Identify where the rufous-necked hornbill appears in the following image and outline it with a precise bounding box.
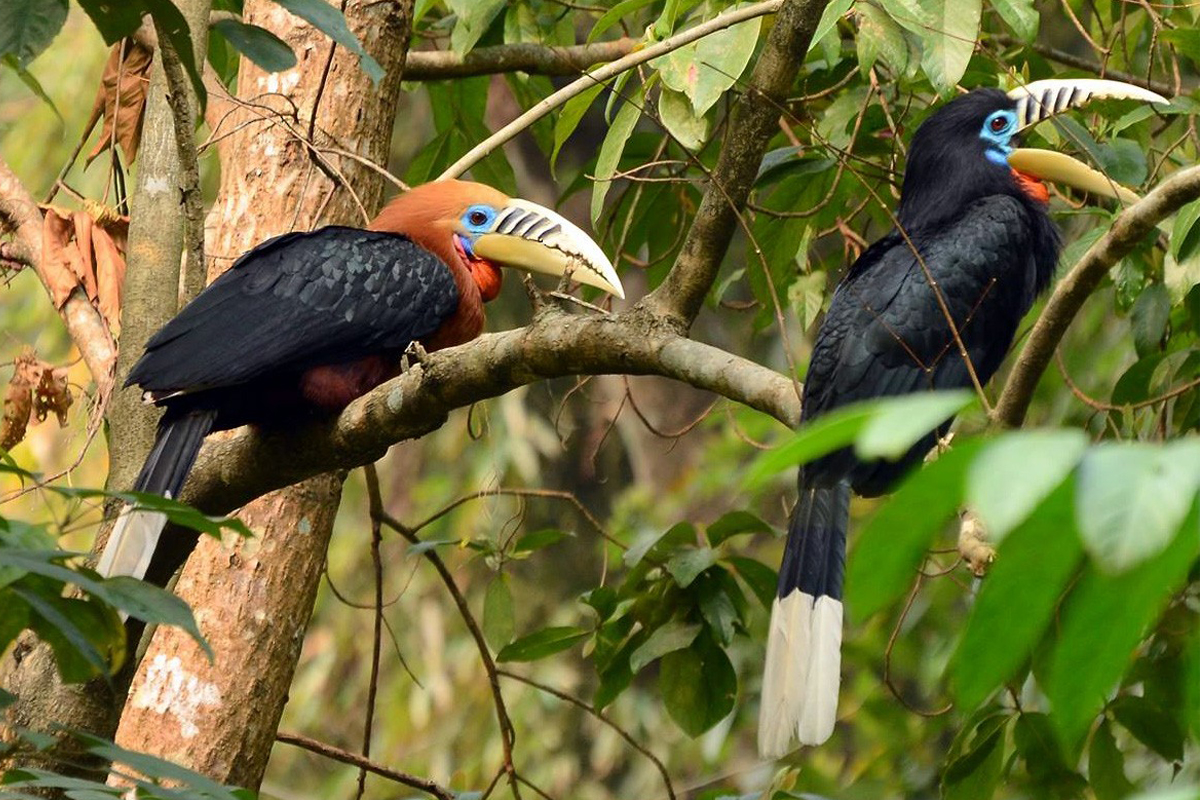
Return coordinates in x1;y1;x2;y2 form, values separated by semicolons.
97;180;623;583
758;79;1168;756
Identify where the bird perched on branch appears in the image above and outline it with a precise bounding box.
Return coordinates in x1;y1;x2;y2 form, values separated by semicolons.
758;79;1168;757
97;180;623;584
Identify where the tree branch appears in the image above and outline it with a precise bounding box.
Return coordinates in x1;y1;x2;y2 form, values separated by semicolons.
403;38;637;80
180;306;799;516
994;165;1200;426
0;158;116;383
991;34;1182;97
276;731;455;800
438;0;785;182
647;0;830;326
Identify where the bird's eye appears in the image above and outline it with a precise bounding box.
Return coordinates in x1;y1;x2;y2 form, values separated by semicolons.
990;115;1008;133
468;209;489;226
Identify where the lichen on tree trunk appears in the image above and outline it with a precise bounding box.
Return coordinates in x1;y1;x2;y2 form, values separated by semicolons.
109;0;412;789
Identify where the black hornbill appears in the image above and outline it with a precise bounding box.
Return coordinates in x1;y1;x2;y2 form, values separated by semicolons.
97;180;623;582
758;79;1168;756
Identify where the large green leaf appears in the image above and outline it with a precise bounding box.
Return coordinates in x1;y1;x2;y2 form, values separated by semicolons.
989;0;1038;42
1047;520;1200;748
658;630;736;736
629;620;700;672
0;0;66;67
591;81;646;225
854;390;975;460
658;86;707;151
496;626;589;662
482;575;515;651
966;429;1088;544
952;480;1082;709
551;81;606;175
212;19;297;73
447;0;505;55
846;439;983;620
653;12;761;116
1075;441;1200;572
272;0;384;82
916;0;981;93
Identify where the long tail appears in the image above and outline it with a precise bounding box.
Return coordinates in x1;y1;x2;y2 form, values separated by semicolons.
757;474;850;757
95;409;216;580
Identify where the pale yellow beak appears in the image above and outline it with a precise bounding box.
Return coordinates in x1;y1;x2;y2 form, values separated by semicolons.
471;200;624;299
1008;148;1141;204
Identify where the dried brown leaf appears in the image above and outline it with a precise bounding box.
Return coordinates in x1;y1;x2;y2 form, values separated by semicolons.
40;207;81;307
1;351;39;451
34;366;72;427
87;38;153;165
92;225;125;335
72;211;98;302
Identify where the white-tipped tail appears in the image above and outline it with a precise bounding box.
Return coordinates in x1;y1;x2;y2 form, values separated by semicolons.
95;504;168;580
757;589;843;757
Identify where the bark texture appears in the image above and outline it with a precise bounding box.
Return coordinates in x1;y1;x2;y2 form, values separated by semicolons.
110;0;412;789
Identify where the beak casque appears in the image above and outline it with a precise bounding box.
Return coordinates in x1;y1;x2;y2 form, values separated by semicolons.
1008;78;1169;131
471;200;625;300
1005;79;1170;204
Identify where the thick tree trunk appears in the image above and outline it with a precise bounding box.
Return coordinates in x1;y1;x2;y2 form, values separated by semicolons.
109;0;411;789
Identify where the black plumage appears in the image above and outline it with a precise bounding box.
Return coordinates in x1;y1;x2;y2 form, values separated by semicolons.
760;89;1063;754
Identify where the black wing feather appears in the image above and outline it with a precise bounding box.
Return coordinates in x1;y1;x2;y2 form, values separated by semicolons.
803;196;1043;492
129;227;458;393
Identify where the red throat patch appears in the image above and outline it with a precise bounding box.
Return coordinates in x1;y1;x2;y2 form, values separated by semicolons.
1011;168;1050;204
470;258;503;302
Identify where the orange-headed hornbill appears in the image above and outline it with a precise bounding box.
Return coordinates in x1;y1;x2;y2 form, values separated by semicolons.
97;180;623;582
758;79;1168;756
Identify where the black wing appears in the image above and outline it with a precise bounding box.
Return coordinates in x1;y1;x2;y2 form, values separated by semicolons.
129;227;459;393
802;196;1043;490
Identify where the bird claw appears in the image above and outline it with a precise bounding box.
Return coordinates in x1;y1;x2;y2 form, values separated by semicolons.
958;510;995;577
400;341;429;374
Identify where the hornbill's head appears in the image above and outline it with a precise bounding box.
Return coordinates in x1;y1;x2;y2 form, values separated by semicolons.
372;180;624;301
898;79;1168;232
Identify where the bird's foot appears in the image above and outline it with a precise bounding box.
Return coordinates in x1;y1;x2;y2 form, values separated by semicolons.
958;510;995;577
522;273;548;313
400;341;429;374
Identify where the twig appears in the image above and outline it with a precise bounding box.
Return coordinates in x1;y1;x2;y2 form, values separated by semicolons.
438;1;785;181
404;38;637;80
356;464;387;800
991;33;1179;96
275;731;456;800
994;164;1200;426
498;668;677;800
883;571;953;717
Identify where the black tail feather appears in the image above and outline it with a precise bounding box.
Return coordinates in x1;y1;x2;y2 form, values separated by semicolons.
777;475;850;602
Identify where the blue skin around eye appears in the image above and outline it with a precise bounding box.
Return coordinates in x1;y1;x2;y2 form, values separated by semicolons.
459;204;498;256
980;110;1018;166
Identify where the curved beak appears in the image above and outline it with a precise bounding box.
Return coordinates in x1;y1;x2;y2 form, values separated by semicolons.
1008;78;1169;131
1008;148;1141;204
471;200;624;300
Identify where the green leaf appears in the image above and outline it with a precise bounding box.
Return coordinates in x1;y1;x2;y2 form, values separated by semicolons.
1110;695;1184;762
658;630;736;736
1097;138;1149;186
952;480;1082;708
1076;441;1200;572
447;0;505;55
989;0;1038;42
0;590;29;654
726;555;777;609
665;547;716;588
629;620;701;672
1171;199;1200;265
482;575;515;651
653;13;760;116
942;715;1007;800
591;81;645;225
144;0;207;109
17;589;118;682
513;528;572;554
706;510;773;546
1047;519;1200;748
917;0;981;93
1014;712;1086;791
1131;283;1171;356
1090;719;1135;800
80;733;250;800
624;521;694;568
657;86;707;151
856;2;909;76
0;0;66;67
696;569;743;646
809;0;854;54
212;19;297;73
1;55;62;120
272;0;384;82
847;439;983;620
551;81;606;175
853;390;975;460
75;0;145;44
743;404;875;489
1161;28;1200;70
966;429;1088;544
587;0;657;42
496;626;589;662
